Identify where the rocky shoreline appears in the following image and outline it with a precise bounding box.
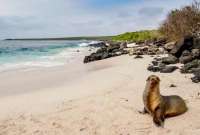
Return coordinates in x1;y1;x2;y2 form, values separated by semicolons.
147;36;200;83
83;36;200;83
83;38;166;63
83;41;128;63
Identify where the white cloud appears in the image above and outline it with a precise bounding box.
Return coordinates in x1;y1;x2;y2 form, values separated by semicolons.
0;0;194;39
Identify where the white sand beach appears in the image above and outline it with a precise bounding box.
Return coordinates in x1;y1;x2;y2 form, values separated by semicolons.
0;55;199;135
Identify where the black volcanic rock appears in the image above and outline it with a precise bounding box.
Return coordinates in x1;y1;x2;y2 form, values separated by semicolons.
180;59;200;73
96;47;107;53
84;42;127;63
179;50;193;64
179;55;193;64
170;36;193;58
134;55;143;59
193;38;200;49
153;38;167;46
191;72;200;83
120;42;127;49
164;42;176;51
147;65;160;72
170;84;177;87
152;61;158;66
160;66;178;73
88;42;106;47
192;49;200;59
161;55;178;64
107;43;120;53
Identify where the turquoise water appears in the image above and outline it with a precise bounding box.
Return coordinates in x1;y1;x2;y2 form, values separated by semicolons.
0;40;94;71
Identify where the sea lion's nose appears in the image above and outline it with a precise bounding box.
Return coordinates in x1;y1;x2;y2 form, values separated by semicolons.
150;78;157;83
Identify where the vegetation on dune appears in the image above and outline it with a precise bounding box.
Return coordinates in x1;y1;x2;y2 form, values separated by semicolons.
159;0;200;41
112;30;162;42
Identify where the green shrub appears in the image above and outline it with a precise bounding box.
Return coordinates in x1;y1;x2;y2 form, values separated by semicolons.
112;30;161;42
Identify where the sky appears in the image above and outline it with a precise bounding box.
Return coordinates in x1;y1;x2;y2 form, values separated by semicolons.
0;0;194;39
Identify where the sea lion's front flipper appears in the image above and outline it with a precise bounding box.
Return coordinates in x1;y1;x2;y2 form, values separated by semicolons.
153;107;165;127
138;107;148;114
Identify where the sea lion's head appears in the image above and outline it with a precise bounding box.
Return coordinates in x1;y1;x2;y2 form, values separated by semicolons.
146;75;160;89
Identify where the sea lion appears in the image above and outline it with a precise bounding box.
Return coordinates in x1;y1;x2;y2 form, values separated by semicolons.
140;75;187;127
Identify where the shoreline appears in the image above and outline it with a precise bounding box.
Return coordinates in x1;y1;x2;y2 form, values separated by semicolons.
0;55;199;134
0;55;132;115
0;46;93;73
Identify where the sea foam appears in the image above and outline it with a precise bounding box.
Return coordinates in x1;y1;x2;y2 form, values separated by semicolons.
0;40;92;72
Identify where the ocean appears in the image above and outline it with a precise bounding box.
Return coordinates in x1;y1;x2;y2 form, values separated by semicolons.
0;40;96;72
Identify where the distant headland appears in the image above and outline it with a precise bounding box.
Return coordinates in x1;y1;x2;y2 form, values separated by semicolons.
4;36;113;41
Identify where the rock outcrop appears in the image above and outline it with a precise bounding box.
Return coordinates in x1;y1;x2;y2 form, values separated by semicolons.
128;45;166;56
147;59;178;73
191;72;200;83
160;66;178;73
88;42;106;48
84;36;200;83
162;36;200;83
84;42;128;63
170;36;193;58
161;55;178;64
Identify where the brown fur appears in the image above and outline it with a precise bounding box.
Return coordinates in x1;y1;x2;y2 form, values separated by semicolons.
141;75;187;127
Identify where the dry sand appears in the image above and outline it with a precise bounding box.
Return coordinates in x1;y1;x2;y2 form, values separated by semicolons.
0;55;199;135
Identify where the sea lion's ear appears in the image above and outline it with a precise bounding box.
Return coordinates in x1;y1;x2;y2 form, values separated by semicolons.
157;77;160;82
146;77;150;81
